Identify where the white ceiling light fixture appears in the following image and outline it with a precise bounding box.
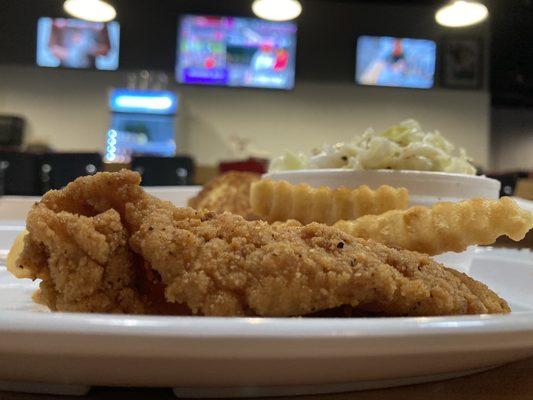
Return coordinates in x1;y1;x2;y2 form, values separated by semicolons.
63;0;117;22
435;0;488;28
252;0;302;21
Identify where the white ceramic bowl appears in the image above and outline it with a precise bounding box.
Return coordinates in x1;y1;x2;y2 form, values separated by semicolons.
263;169;501;272
263;169;500;207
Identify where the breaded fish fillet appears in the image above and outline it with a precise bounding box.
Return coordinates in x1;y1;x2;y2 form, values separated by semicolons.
12;170;509;316
188;171;260;218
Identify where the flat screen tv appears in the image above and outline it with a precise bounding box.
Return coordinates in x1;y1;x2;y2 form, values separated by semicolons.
36;17;120;70
176;15;297;90
356;35;436;89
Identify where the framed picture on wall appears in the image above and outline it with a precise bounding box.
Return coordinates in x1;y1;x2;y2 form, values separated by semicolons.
441;37;484;89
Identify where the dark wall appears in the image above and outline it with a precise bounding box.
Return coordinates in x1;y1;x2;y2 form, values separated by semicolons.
0;0;487;84
490;0;533;106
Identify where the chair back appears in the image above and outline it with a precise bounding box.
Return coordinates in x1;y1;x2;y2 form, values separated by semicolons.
0;151;41;195
131;156;194;186
39;153;102;192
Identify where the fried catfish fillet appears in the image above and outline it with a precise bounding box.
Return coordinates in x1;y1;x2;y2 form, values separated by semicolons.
188;171;260;218
12;170;509;316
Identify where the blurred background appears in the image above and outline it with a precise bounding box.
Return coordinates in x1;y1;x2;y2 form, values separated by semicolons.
0;0;531;198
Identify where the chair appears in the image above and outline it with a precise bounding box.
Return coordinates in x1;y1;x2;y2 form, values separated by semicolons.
39;153;102;192
0;151;41;196
487;171;528;197
131;156;194;186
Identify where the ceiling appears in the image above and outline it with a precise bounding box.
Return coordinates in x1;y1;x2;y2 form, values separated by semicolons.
0;0;532;106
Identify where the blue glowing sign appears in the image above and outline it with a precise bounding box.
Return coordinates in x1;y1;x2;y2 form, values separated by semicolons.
109;89;178;115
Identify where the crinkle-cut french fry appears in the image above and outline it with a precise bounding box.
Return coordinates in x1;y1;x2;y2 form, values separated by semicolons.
334;197;533;255
251;179;408;225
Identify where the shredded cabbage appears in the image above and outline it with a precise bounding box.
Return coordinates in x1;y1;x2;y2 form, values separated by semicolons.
269;119;476;175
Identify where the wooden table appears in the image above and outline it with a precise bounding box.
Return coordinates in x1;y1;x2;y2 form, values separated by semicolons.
1;356;532;399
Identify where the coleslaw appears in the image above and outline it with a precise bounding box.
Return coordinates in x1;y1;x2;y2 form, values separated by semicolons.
269;119;476;175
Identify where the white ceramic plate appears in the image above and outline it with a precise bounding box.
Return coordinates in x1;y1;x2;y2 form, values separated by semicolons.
0;241;532;398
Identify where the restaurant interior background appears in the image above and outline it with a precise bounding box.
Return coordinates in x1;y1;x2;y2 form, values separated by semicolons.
2;3;533;398
0;0;531;189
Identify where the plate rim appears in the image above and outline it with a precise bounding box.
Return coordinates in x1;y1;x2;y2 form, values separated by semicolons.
1;310;532;339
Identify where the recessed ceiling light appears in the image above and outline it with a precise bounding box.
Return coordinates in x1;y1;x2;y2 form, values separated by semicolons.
435;1;488;28
63;0;116;23
252;0;302;21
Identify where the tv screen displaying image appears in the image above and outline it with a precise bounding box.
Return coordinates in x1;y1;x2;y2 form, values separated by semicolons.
36;17;120;70
176;15;297;90
356;36;436;89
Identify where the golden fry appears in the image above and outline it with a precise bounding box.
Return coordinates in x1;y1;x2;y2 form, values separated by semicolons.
334;197;533;255
251;179;408;225
6;231;31;279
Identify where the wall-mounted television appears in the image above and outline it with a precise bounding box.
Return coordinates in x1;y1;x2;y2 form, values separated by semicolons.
36;17;120;70
356;36;436;89
176;15;297;90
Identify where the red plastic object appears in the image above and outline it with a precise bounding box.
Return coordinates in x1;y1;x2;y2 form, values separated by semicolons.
218;158;268;174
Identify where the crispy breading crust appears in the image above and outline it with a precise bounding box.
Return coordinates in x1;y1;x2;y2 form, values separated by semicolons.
334;197;533;255
188;172;260;218
15;171;148;313
21;206;146;313
13;170;509;316
251;179;409;225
